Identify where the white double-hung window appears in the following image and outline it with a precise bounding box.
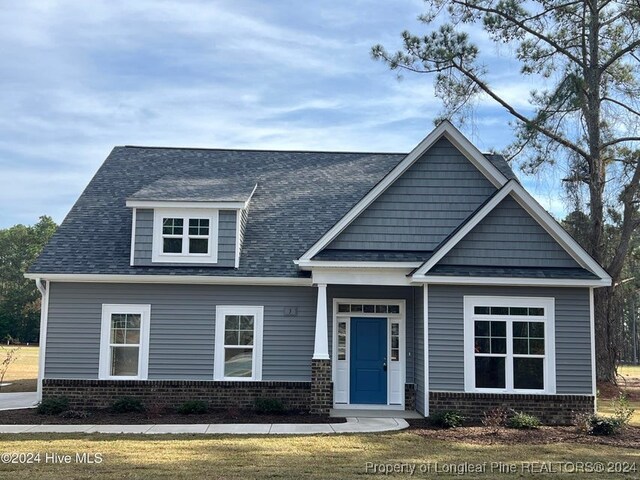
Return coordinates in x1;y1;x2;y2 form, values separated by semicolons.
152;208;219;263
214;306;263;381
463;296;556;394
99;304;151;380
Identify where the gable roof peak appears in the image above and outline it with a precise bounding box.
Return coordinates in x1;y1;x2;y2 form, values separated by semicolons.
297;122;511;262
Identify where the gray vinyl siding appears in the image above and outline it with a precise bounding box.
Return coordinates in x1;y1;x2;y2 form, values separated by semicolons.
133;209;237;267
327;138;496;251
45;283;317;381
217;210;237;267
439;196;581;268
326;285;417;384
133;209;153;264
237;207;249;265
428;285;593;395
414;285;425;415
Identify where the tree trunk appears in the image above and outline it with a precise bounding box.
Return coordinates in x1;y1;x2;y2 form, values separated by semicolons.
595;287;618;383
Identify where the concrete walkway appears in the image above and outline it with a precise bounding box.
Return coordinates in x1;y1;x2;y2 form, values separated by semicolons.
0;392;38;411
0;417;408;435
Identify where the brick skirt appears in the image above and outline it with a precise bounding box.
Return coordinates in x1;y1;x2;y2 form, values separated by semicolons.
43;379;311;411
429;391;595;424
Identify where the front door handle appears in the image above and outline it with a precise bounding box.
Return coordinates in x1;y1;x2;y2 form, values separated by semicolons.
383;362;387;372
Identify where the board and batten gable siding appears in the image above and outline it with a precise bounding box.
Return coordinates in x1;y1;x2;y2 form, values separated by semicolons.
438;196;581;268
326;285;417;384
326;138;497;252
44;283;316;381
133;209;237;267
428;285;592;395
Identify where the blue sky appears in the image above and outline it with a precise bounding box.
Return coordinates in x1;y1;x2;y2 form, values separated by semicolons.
0;0;567;228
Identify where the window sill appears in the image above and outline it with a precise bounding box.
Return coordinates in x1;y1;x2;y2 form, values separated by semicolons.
214;376;261;382
99;376;146;381
466;388;553;395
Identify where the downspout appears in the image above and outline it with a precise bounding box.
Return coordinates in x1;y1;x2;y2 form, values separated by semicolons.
35;278;49;403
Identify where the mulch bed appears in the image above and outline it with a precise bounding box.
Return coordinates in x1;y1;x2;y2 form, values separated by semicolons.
0;408;345;425
407;420;640;449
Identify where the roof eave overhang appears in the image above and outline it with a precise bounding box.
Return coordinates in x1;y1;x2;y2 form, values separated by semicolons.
294;260;423;271
411;274;612;288
125;200;249;209
24;273;312;287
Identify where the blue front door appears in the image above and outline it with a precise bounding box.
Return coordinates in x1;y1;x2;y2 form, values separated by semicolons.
350;317;387;404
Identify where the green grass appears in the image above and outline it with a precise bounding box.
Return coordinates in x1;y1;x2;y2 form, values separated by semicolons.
597;364;640;426
0;345;38;393
619;365;640;378
0;432;637;479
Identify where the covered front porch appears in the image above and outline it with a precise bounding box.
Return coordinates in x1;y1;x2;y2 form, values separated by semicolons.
310;282;426;415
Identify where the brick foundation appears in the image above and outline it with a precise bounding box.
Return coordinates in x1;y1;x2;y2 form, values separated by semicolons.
405;384;416;410
429;391;595;425
43;379;311;411
310;359;333;415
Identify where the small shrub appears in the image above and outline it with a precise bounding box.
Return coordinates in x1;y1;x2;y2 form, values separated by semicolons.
37;396;69;415
111;397;145;413
482;407;509;430
585;394;636;436
59;409;90;419
612;393;635;427
508;412;541;429
177;400;208;415
429;410;465;429
254;398;285;414
573;412;592;434
588;415;621;436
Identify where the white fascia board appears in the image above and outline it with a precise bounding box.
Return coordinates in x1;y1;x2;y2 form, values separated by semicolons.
311;268;415;286
125;200;247;209
411;275;611;287
129;207;137;267
24;273;313;287
295;260;423;270
413;182;516;276
297;121;509;262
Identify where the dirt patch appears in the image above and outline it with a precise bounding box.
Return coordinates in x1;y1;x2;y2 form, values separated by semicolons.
0;408;345;425
407;420;640;449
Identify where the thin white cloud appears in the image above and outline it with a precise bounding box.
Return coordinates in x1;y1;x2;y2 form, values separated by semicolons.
0;0;567;227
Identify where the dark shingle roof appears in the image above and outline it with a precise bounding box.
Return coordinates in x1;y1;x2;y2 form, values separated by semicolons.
30;146;517;278
129;177;257;203
485;153;517;180
427;265;599;279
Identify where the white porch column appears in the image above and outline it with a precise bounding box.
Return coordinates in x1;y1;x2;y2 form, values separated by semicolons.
313;283;330;360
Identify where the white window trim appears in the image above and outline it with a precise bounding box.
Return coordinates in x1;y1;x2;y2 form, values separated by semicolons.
214;305;264;381
152;208;219;263
99;304;151;380
463;296;556;395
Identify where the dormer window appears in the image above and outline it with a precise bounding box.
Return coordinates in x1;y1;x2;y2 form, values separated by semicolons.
161;217;211;255
126;177;257;267
152;208;219;263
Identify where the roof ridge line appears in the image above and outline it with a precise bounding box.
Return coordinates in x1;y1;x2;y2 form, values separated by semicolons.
120;145;409;155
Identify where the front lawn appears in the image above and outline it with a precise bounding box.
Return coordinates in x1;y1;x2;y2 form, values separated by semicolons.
598;365;640;427
0;432;637;479
0;345;38;393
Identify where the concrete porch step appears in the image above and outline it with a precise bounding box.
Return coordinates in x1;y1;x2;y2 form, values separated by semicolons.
330;409;423;419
